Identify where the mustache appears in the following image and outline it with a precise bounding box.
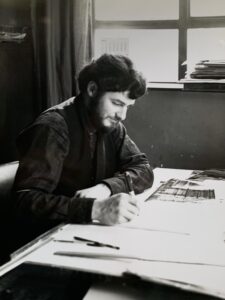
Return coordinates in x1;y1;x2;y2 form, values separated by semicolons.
111;116;122;122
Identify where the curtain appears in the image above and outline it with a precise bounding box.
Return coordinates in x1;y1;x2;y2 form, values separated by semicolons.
31;0;93;110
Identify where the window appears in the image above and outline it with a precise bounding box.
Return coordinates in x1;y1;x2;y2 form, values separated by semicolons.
190;0;225;17
95;0;179;20
94;0;225;83
95;29;178;82
187;28;225;74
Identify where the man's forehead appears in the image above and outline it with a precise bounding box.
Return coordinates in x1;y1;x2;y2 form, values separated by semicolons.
108;91;135;105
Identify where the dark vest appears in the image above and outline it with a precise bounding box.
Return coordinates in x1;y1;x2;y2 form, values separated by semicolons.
50;96;117;197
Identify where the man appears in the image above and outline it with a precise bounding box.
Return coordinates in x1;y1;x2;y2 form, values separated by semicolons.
13;54;153;240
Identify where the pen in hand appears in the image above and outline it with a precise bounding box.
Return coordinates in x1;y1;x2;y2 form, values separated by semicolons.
125;171;135;196
125;171;142;217
74;236;120;250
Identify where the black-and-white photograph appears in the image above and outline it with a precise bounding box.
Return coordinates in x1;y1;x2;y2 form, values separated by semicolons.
0;1;225;299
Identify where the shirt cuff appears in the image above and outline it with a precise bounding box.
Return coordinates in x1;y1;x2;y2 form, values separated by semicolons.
68;197;95;223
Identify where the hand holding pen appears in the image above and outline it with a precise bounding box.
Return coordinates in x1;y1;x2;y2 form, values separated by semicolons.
92;192;139;225
125;171;135;196
125;171;141;215
90;171;139;225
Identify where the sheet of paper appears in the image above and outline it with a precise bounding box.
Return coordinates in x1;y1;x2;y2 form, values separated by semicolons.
125;168;225;238
26;238;130;277
33;224;225;267
123;196;225;240
25;223;225;299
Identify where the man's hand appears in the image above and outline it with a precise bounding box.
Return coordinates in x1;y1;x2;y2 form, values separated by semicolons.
91;193;140;225
75;183;111;200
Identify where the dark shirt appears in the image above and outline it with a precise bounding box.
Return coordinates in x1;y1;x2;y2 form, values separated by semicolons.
14;95;153;230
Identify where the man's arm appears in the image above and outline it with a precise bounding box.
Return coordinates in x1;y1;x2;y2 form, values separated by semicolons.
14;189;95;224
13;113;95;224
102;123;154;195
14;116;139;226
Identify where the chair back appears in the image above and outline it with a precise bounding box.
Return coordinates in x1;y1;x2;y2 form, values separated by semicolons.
0;161;18;216
0;161;18;264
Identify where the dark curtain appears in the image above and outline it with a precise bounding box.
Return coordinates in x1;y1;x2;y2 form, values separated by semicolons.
31;0;93;111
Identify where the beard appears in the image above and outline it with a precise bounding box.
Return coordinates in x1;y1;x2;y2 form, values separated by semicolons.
87;95;119;133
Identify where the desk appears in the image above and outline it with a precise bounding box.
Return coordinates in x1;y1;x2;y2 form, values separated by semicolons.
0;168;225;299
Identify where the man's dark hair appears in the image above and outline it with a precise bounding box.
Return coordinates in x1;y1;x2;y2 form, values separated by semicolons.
78;54;147;99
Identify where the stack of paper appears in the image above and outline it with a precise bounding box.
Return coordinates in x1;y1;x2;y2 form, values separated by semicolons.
190;60;225;79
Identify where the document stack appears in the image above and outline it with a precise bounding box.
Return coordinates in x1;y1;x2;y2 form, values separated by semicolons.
180;59;225;91
190;59;225;79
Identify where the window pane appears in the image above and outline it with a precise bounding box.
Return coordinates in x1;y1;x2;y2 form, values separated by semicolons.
187;28;225;74
190;0;225;17
95;0;179;20
95;29;179;82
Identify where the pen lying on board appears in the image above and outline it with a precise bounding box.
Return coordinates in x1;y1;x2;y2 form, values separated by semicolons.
74;236;120;250
53;237;120;250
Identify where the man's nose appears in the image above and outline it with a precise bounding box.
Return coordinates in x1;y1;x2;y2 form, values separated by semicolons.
116;106;127;121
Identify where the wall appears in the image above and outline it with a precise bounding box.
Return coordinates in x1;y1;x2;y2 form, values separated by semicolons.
125;89;225;170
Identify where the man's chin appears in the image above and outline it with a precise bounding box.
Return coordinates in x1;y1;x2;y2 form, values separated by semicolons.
99;125;115;133
99;122;118;133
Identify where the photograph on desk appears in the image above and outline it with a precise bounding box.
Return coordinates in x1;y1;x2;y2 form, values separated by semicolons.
147;179;215;203
0;0;225;300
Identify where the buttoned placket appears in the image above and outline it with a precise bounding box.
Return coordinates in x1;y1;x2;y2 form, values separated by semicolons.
88;131;97;183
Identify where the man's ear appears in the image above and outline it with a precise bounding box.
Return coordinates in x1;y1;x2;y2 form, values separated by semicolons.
87;81;98;98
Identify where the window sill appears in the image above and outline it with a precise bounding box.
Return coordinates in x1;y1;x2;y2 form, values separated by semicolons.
147;80;225;92
147;82;184;90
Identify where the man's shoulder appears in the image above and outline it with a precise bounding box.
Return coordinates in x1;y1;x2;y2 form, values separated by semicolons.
36;96;77;126
47;97;76;112
43;97;76;116
36;110;66;128
17;112;67;143
24;106;70;139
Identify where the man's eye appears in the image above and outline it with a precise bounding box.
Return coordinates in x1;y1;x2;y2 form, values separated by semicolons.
112;101;123;107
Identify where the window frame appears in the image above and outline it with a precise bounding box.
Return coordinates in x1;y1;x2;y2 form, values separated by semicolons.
93;0;225;80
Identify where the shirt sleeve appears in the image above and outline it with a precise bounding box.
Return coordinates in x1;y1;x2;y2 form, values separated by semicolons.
102;123;154;195
14;112;94;224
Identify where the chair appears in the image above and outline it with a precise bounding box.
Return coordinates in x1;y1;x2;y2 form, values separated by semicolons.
0;161;18;264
